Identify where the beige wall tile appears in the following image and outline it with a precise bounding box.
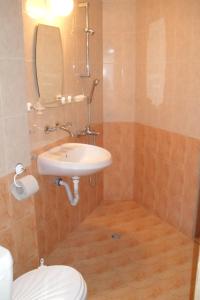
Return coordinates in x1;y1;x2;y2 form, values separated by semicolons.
12;213;38;265
0;177;11;231
0;0;30;177
103;0;135;123
4;115;30;172
0;0;24;59
133;123;200;238
0;227;16;263
0;179;39;277
134;0;200;139
0;118;6;176
103;122;134;201
0;60;27;117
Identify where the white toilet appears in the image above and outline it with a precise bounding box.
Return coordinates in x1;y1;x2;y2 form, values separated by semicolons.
0;246;87;300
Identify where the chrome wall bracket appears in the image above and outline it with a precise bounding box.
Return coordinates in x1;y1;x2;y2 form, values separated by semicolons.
78;2;94;77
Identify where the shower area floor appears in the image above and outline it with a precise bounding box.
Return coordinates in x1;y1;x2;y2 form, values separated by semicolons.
46;200;196;299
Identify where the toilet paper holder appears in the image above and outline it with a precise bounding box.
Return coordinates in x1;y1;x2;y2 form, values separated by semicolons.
14;163;26;188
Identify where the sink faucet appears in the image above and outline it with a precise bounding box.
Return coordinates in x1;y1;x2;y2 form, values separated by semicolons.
44;122;74;137
58;122;74;137
77;125;100;137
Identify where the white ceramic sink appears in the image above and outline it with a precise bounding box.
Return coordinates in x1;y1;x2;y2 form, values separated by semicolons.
37;143;112;177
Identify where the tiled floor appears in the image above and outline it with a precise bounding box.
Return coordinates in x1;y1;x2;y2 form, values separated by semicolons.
46;201;197;299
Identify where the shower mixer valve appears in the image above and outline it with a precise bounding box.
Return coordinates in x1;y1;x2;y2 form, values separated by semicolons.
77;126;100;137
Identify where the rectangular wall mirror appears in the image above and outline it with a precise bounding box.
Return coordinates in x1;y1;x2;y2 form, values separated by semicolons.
36;24;64;107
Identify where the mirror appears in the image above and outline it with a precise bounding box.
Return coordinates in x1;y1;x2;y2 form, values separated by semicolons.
36;24;63;106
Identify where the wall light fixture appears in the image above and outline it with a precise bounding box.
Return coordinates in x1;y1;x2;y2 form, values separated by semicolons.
26;0;74;19
48;0;74;17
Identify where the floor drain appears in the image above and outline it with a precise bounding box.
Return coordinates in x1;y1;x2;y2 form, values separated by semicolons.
111;233;121;240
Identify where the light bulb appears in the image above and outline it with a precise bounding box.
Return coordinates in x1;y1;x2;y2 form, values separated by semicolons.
26;0;47;19
48;0;74;17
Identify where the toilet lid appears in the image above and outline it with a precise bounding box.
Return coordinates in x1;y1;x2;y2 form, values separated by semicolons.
12;265;86;300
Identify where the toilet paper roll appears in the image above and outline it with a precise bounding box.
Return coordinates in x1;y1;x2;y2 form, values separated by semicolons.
11;175;39;201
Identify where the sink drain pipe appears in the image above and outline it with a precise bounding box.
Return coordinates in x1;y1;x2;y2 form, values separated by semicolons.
55;177;80;206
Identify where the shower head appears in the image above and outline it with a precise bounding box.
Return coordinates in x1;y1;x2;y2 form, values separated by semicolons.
88;79;100;104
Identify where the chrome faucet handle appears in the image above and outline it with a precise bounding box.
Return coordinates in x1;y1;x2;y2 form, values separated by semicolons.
44;125;57;134
59;123;74;137
76;126;100;137
85;125;100;136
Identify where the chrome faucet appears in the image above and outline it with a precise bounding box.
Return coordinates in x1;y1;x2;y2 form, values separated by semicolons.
77;126;99;137
44;122;74;137
58;122;74;137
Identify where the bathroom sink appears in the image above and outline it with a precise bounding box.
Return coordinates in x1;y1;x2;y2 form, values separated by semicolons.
37;143;112;177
